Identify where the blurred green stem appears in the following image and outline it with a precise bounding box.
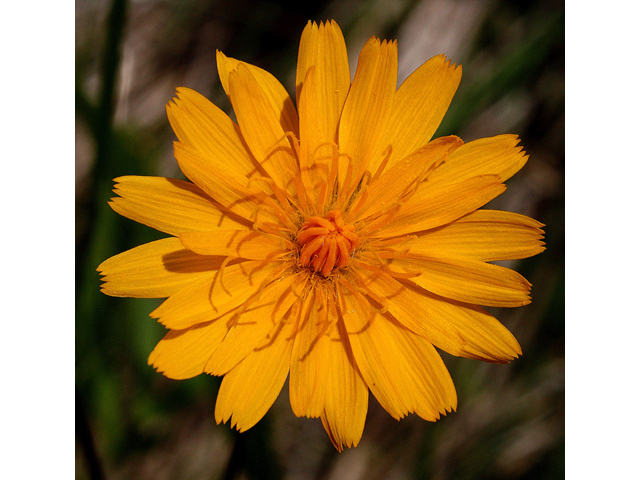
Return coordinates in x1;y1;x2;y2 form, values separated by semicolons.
76;0;128;477
76;390;106;480
75;0;128;283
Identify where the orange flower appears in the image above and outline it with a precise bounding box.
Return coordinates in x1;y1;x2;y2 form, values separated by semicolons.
98;20;544;451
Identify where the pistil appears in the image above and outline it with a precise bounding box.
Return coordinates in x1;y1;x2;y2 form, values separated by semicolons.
297;210;359;276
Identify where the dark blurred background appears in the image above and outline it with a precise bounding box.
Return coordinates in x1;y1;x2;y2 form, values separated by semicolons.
75;0;564;478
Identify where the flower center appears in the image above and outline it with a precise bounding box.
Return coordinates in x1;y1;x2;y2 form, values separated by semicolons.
296;210;359;277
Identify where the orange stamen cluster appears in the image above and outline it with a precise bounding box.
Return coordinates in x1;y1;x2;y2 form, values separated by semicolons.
297;210;359;276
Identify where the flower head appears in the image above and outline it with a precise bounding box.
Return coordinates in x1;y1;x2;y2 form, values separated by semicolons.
98;20;545;451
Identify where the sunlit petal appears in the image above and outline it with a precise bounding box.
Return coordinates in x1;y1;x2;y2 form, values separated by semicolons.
354;268;522;362
369;54;462;174
338;36;397;188
341;287;457;421
297;21;350;199
289;287;368;450
150;261;276;329
97;237;224;298
403;209;546;262
384;255;532;307
109;176;251;235
428;134;529;187
226;63;300;192
214;316;297;432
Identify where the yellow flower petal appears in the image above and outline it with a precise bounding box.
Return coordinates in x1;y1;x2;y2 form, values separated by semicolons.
341;288;457;421
355;268;521;362
214;318;297;432
97;237;223;298
319;340;369;451
150;261;275;329
371;175;506;237
428;134;528;187
404;209;546;262
369;54;462;175
148;319;229;380
179;230;288;260
288;290;327;418
387;255;532;307
296;66;326;206
167;87;260;183
296;20;350;108
296;21;350;201
172;140;274;223
205;273;303;376
226;63;299;191
109;176;250;236
356;136;462;220
338;36;397;187
216;50;299;138
289;287;368;451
